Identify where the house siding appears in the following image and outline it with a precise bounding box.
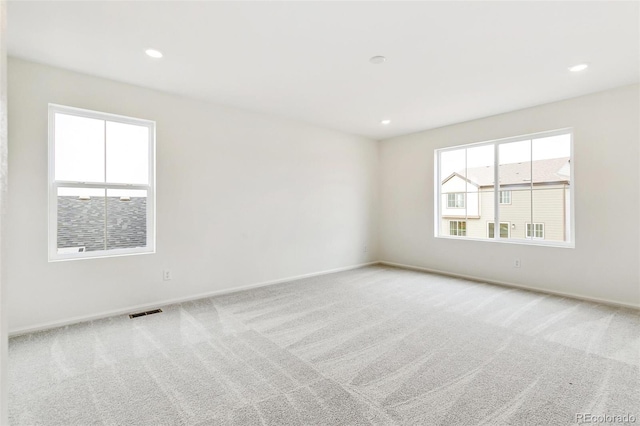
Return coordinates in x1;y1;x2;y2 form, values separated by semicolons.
441;184;568;241
441;175;480;218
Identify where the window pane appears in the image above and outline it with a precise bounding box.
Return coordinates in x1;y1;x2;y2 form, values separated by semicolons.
463;144;493;239
440;149;466;181
106;189;148;250
57;187;106;253
54;113;105;182
532;134;571;183
440;149;467;213
440;148;467;236
106;121;149;185
532;134;570;242
499;139;531;240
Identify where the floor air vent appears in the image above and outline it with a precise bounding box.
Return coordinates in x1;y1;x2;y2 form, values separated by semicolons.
129;309;163;319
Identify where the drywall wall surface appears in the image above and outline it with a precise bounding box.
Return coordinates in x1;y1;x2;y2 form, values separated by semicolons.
7;58;379;331
379;84;640;306
0;3;8;422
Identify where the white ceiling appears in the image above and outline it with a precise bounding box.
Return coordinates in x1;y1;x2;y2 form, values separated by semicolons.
8;1;640;139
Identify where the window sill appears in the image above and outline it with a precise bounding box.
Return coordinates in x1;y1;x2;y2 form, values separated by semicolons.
435;235;574;249
49;248;155;262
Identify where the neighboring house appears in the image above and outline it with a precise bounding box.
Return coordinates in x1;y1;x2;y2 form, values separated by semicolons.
57;196;147;252
441;157;570;242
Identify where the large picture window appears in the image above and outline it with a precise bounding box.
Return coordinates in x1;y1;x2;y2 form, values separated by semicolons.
48;104;155;260
436;129;573;247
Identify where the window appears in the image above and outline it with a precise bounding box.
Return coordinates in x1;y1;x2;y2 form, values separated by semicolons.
48;104;155;260
447;192;465;208
436;129;572;246
449;221;466;236
488;222;510;239
499;190;511;204
526;223;545;239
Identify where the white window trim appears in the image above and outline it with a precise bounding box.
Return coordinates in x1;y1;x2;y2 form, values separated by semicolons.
434;128;574;248
526;222;545;239
48;104;156;261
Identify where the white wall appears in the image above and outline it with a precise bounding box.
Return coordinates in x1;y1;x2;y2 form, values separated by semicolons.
379;84;640;307
0;2;8;423
7;58;639;335
7;58;379;332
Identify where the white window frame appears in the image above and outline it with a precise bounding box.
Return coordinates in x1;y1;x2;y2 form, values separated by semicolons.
526;223;545;239
434;128;574;248
499;190;511;205
48;104;156;261
449;220;466;236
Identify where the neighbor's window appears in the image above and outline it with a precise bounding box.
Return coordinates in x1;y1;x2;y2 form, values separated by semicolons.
449;220;466;236
499;190;511;204
488;222;510;239
526;223;545;239
436;129;572;246
48;104;155;260
447;193;465;208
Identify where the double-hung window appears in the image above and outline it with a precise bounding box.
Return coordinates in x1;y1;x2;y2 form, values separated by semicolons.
48;104;156;260
436;129;573;247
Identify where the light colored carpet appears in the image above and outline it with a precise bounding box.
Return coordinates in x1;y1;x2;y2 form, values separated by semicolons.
8;265;640;425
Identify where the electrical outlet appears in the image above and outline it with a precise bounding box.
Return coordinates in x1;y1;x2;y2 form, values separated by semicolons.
514;259;521;268
364;245;368;253
163;270;172;281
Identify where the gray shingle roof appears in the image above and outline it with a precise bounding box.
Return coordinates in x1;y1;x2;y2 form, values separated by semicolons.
446;157;570;187
57;196;147;252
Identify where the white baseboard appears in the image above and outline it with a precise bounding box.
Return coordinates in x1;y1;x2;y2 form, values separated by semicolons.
379;260;640;310
12;259;636;336
9;261;380;337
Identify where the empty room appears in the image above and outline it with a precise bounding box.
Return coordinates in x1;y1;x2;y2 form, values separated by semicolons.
0;1;638;425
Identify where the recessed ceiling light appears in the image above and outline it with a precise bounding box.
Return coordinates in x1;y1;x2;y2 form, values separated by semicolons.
568;63;588;72
381;119;391;125
370;56;386;64
145;49;163;59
